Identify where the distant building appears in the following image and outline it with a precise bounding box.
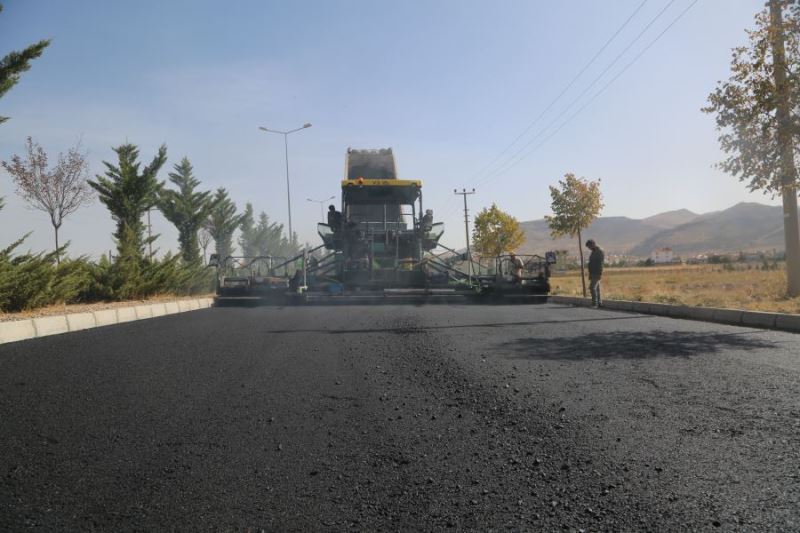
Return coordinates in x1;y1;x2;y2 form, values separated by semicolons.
607;254;636;266
650;247;674;264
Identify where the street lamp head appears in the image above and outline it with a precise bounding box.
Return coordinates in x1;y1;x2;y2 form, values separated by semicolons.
258;126;269;132
303;123;312;128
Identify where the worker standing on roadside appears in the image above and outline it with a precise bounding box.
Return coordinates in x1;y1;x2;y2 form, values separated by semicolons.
586;239;604;308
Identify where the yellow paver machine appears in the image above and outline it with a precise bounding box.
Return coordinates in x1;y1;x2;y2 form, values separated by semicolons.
213;148;555;305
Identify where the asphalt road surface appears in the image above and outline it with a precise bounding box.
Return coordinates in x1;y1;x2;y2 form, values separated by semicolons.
1;302;799;531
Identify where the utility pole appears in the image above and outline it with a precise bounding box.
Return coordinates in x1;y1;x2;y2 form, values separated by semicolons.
769;0;800;296
454;188;476;285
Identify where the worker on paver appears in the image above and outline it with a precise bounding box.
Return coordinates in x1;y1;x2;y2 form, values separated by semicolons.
422;209;434;232
509;252;524;284
289;269;303;292
586;239;605;308
308;255;319;285
328;205;343;231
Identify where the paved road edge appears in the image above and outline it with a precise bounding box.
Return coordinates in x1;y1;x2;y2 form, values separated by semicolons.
549;295;800;333
0;298;214;345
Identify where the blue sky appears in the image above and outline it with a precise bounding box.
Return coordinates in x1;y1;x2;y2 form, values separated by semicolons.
0;0;774;257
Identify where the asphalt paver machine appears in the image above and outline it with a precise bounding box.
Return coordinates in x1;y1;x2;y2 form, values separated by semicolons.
312;148;445;293
211;147;556;305
304;148;555;301
209;254;292;304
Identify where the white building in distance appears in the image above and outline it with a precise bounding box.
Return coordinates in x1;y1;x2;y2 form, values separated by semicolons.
650;247;675;264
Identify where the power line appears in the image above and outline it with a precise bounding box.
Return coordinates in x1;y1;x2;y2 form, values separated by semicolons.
438;0;694;230
466;0;650;185
473;0;679;189
483;0;700;181
440;0;659;222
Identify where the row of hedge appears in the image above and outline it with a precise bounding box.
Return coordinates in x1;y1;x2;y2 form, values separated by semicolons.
0;236;214;313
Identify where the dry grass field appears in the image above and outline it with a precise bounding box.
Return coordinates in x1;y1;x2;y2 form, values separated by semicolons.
550;264;800;314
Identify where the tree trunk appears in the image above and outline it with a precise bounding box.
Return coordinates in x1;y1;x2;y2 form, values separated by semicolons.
769;0;800;296
54;224;60;266
577;229;586;298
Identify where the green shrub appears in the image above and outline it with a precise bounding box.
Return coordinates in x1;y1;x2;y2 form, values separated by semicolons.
0;238;213;313
0;236;94;312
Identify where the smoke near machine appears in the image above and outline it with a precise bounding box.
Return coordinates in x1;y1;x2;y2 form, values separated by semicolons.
344;148;403;228
345;148;398;180
211;147;555;304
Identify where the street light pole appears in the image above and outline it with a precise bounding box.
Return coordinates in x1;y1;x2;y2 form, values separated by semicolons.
307;195;335;222
259;123;312;244
283;134;292;241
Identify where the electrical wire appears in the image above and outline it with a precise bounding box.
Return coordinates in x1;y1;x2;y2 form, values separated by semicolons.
439;0;656;221
473;0;679;190
437;0;698;234
466;0;650;185
481;0;700;182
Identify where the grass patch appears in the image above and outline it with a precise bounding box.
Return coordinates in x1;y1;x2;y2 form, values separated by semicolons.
550;264;800;314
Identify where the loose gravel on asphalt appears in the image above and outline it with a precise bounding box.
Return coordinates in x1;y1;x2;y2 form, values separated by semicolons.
1;302;798;531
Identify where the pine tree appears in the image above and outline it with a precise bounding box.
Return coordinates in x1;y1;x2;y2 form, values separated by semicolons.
238;203;257;257
89;144;167;265
205;188;243;259
0;4;50;125
158;157;214;264
256;212;285;257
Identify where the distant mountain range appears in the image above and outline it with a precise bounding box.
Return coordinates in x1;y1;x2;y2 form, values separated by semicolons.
518;202;791;257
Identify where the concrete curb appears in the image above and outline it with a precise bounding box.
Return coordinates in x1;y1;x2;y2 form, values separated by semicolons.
93;309;118;327
66;312;96;332
549;295;800;333
116;307;137;324
0;320;37;344
32;316;69;337
0;297;213;345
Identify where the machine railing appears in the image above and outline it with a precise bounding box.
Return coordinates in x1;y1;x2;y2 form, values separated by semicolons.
212;255;291;278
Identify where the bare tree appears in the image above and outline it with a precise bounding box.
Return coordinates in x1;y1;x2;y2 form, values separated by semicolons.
198;227;212;265
2;137;94;264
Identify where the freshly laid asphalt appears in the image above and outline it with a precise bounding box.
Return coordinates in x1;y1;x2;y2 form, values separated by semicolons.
1;302;799;531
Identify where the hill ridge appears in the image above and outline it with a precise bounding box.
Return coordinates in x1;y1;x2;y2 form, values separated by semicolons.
518;202;788;257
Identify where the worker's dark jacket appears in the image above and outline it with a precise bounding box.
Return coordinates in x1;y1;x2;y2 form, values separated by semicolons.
327;210;343;229
588;247;604;279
